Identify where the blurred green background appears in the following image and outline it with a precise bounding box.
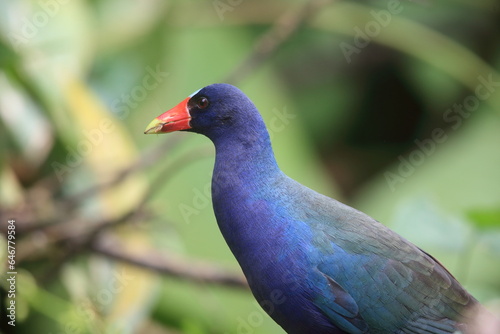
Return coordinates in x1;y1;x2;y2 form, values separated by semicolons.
1;0;500;333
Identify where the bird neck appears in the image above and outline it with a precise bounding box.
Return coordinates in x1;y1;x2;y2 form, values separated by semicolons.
211;118;281;181
210;121;283;257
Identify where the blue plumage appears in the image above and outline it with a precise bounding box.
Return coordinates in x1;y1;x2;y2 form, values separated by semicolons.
145;83;495;333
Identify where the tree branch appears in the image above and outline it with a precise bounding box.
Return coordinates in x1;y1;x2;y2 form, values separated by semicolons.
8;136;189;236
91;235;249;289
39;147;212;282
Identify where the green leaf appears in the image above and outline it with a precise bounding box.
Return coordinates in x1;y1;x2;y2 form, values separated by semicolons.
467;208;500;230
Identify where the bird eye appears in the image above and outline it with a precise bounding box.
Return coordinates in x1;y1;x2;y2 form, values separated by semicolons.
197;97;209;109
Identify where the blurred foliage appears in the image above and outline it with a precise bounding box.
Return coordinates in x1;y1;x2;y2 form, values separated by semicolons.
0;0;499;333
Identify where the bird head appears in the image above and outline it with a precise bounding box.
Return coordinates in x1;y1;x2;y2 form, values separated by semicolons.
144;83;261;140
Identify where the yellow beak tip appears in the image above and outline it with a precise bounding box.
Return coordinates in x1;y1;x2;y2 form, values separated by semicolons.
144;118;163;134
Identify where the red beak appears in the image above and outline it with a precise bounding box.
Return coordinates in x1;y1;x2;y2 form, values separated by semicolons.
144;97;191;134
